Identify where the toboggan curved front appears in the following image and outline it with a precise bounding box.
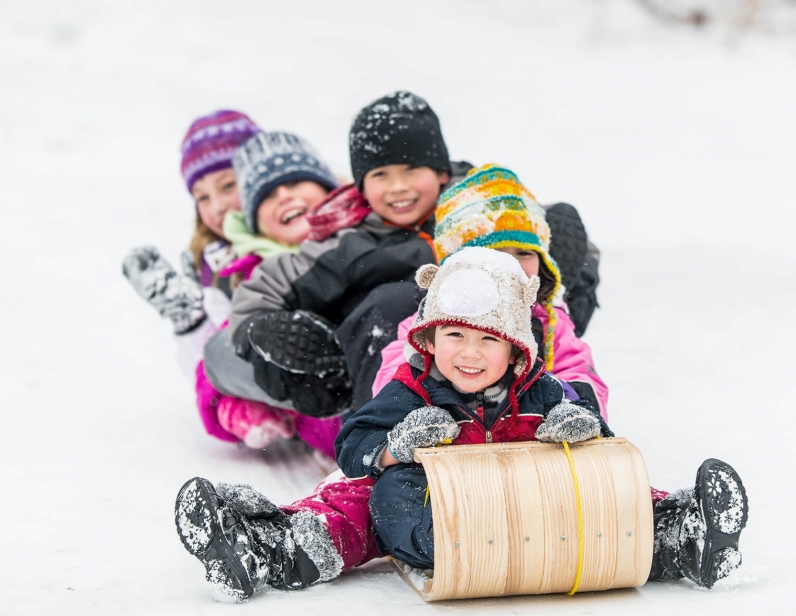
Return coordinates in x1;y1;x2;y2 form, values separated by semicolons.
400;438;653;601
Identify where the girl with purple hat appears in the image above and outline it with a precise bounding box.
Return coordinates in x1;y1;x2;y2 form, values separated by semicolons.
122;110;343;456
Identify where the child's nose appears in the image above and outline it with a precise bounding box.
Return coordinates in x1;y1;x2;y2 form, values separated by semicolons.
387;173;409;192
275;185;294;204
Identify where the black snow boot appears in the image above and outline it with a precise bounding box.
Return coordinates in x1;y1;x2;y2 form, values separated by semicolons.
649;458;749;588
247;310;348;377
175;478;341;601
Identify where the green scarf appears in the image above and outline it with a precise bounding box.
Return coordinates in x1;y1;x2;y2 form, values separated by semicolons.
222;211;300;259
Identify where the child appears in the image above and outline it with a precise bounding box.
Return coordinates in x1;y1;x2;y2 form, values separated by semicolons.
372;164;609;417
122;118;342;453
194;130;342;454
173;249;748;601
221;91;455;418
123;109;260;345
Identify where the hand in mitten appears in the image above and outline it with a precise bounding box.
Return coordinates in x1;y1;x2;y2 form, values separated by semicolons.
535;402;601;443
387;406;461;463
122;246;206;334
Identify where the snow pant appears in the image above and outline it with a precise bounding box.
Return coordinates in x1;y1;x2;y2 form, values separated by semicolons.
336;281;425;410
369;465;672;571
196;358;342;458
281;471;381;572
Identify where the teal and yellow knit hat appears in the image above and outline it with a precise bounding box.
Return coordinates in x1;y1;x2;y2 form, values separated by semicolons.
433;164;561;370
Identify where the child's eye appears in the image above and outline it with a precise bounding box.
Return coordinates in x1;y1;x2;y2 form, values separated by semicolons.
222;182;236;192
195;195;208;205
444;331;463;338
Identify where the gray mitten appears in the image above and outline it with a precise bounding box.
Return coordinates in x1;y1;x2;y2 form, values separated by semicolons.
535;402;601;443
387;406;461;463
180;249;200;284
122;246;206;334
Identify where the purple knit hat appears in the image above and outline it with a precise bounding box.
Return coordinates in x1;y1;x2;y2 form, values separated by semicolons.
180;110;261;193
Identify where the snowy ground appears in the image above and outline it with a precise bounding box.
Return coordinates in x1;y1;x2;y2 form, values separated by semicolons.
1;0;795;614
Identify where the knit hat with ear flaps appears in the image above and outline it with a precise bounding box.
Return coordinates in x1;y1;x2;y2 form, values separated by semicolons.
408;248;541;408
432;164;561;370
234;131;338;234
180;110;261;194
349;91;451;190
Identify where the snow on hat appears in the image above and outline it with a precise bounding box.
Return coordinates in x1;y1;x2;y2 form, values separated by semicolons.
408;247;541;397
433;164;561;370
180;110;261;193
349;91;451;190
233;131;338;234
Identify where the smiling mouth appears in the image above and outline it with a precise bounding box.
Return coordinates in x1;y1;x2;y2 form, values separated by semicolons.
456;366;484;375
386;198;417;210
280;207;307;224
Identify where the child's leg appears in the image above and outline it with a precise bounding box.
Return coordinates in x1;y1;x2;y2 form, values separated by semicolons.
293;415;343;460
282;472;380;571
369;465;434;569
175;474;378;601
649;459;748;588
216;396;296;449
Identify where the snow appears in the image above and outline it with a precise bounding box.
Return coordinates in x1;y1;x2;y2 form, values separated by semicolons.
1;0;795;614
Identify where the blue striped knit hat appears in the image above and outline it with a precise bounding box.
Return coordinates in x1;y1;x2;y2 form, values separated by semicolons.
233;131;338;233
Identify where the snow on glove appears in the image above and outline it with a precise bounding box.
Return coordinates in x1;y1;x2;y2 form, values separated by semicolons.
122;246;206;334
535;401;601;443
387;406;461;463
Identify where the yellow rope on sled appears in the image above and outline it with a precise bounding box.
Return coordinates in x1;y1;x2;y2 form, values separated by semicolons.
562;440;585;596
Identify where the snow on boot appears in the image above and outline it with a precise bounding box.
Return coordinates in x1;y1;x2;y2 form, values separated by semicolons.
216;397;297;449
247;310;347;376
174;478;326;602
122;246;206;334
650;458;749;588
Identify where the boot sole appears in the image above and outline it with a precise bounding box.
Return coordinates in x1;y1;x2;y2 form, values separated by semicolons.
696;459;749;588
248;311;346;375
175;478;255;601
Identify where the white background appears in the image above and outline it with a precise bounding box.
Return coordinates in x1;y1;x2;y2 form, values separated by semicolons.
1;0;794;613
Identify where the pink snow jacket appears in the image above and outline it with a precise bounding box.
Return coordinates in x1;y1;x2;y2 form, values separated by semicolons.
372;303;609;419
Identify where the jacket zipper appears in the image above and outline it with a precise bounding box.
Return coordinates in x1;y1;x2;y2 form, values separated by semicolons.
477;392;492;443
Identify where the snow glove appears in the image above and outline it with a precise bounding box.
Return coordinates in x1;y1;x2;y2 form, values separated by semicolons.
535;401;601;443
175;478;339;602
122;246;206;334
387;406;461;464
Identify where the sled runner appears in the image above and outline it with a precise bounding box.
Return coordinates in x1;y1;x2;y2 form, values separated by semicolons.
396;438;653;601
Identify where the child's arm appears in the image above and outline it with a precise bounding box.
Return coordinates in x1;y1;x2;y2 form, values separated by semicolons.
229;229;433;339
545;307;609;418
335;383;458;479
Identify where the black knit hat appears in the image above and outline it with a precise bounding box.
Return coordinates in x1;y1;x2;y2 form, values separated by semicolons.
349;91;451;189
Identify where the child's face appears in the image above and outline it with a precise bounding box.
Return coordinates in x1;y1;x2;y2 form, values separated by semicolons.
427;325;514;393
256;180;330;245
362;165;449;228
192;168;241;238
495;247;540;278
